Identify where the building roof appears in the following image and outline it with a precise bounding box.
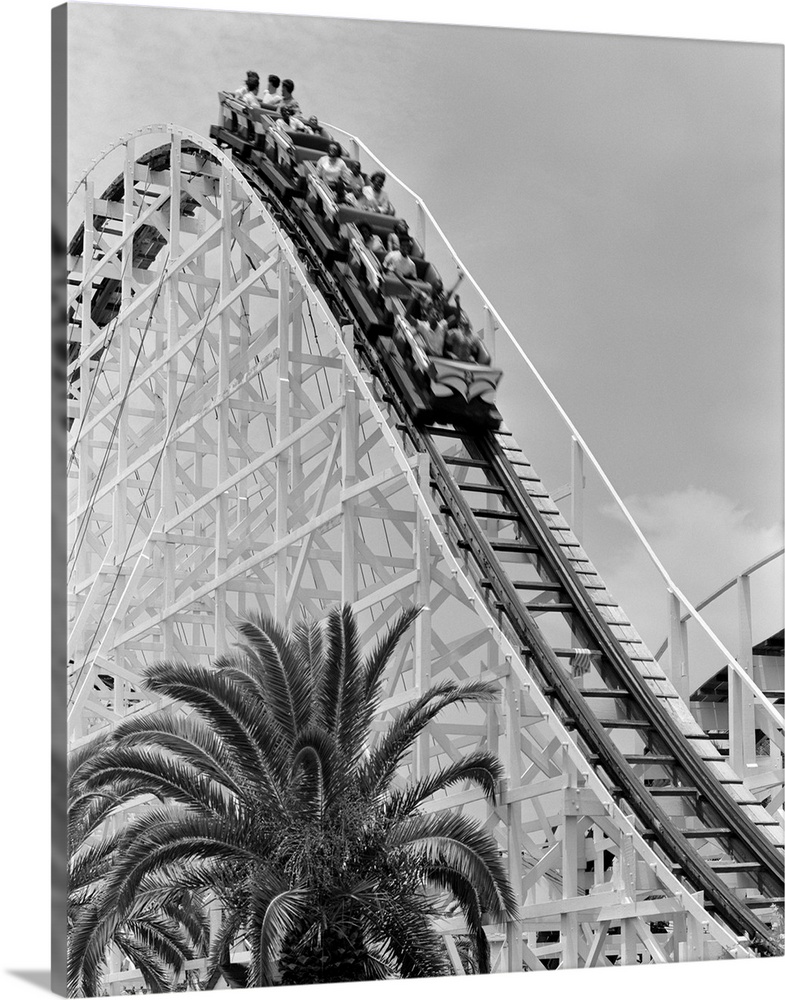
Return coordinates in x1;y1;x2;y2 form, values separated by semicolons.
690;629;783;703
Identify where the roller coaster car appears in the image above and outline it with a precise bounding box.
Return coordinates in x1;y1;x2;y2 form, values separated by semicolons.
376;323;502;431
343;213;430;299
394;315;502;403
296;165;370;266
211;92;271;157
333;260;392;341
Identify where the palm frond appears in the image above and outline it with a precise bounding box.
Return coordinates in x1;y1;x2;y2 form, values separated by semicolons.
425;864;490;972
317;605;366;764
159;892;211;956
205;904;248;989
361;679;499;797
388;811;518;920
236;613;312;735
134;859;243;899
288;727;341;820
291;613;324;703
121;915;192;973
68;778;146;846
142;660;288;808
359;891;451;978
98;710;244;794
90;805;262;920
67;900;117;999
257;888;312;986
361;605;421;710
75;744;236;816
68;830;124;893
384;750;504;819
68;730;111;785
112;930;172;994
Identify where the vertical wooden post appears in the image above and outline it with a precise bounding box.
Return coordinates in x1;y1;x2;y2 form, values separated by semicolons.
618;826;638;964
214;165;233;653
113;138;136;559
235;222;252;623
191;192;207;636
620;918;638;965
162;132;181;661
71;178;95;600
729;575;756;776
340;324;358;607
561;745;580;969
485;638;500;758
671;910;686;961
275;256;291;624
667;590;690;701
592;827;606;890
290;289;304;491
504;671;523;972
414;453;432;780
685;913;705;961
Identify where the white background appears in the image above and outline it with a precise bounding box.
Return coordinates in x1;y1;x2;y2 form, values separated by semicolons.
0;2;782;999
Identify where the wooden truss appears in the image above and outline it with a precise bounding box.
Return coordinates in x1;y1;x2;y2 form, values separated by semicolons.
67;127;757;979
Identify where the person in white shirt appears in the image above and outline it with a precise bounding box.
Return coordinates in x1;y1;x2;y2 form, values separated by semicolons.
359;172;395;215
234;71;259;100
280;107;307;131
260;74;282;108
235;71;261;109
383;236;417;282
316;142;351;189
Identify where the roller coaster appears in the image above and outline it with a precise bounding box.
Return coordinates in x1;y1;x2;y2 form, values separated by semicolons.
65;90;784;984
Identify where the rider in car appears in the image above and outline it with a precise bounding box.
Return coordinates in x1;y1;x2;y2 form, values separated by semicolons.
359;172;395;215
382;235;417;282
316;142;352;188
444;315;491;365
260;74;282;108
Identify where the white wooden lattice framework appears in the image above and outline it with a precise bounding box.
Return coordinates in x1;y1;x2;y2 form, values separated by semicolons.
66;127;762;981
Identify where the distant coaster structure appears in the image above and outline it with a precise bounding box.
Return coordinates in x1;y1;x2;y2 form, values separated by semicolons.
66;104;784;980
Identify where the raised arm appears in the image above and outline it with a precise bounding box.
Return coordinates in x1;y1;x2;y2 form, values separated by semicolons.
444;268;465;303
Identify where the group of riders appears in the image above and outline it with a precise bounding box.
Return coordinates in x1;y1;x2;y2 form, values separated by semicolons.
235;71;493;370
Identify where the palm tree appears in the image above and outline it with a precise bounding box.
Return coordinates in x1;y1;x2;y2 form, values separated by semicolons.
68;604;518;992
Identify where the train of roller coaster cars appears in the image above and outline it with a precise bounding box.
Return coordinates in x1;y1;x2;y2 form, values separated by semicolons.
210;92;503;430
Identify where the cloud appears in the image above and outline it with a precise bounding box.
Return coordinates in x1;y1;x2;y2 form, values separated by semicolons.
596;488;783;688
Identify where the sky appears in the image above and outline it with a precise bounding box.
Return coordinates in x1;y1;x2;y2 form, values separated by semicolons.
62;1;784;666
0;4;782;999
